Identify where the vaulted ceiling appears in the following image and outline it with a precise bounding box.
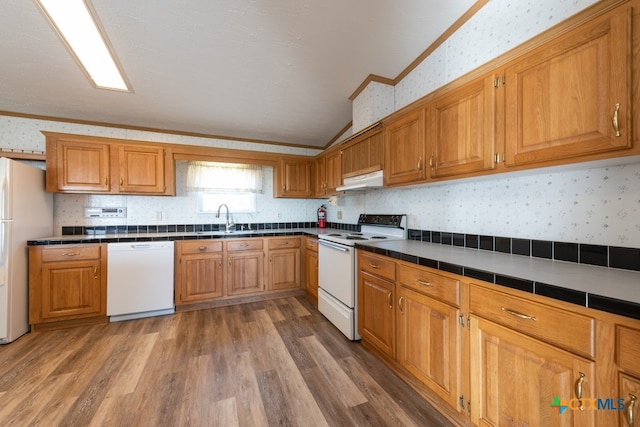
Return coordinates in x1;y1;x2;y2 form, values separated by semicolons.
0;1;477;148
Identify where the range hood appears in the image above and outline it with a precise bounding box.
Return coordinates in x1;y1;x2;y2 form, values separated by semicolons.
336;170;384;191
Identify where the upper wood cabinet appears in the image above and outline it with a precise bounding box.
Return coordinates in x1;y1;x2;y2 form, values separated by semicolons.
44;132;175;195
503;6;632;167
427;74;497;178
383;108;426;186
341;127;383;178
275;157;313;198
314;146;342;197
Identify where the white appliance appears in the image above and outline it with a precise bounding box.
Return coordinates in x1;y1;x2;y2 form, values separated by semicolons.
0;158;53;344
335;170;384;192
318;214;407;340
107;241;175;322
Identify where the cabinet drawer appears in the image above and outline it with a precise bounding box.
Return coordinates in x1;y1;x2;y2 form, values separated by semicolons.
398;264;460;306
358;252;395;282
226;239;263;252
305;238;318;252
617;326;640;377
179;240;223;254
41;245;102;262
470;285;595;358
268;237;301;249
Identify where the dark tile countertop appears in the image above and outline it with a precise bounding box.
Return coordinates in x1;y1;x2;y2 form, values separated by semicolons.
28;229;640;320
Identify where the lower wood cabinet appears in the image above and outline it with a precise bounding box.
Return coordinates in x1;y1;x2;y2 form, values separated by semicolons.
266;237;301;291
175;240;224;304
617;324;640;427
225;239;265;296
28;244;107;329
304;238;319;303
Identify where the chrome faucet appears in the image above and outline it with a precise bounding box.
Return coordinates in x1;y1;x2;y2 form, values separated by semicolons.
216;204;235;233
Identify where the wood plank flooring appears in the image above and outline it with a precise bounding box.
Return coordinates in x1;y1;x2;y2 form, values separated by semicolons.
0;296;454;426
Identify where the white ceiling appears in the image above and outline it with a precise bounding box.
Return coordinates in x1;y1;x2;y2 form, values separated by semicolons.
0;0;477;148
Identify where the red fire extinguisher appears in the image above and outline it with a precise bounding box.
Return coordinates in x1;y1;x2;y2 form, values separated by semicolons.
317;204;327;228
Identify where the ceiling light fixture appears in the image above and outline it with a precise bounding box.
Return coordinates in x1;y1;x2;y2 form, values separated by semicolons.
35;0;131;92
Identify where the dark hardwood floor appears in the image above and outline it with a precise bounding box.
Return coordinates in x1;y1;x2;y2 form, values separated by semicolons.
0;296;454;426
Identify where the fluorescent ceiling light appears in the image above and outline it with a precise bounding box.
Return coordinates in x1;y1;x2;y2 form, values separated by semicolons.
35;0;130;91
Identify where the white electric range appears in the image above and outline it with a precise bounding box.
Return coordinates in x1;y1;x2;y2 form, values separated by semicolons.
317;214;407;340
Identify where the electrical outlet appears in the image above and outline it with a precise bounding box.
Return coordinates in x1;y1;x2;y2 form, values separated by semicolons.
277;212;282;219
337;210;342;219
156;211;164;221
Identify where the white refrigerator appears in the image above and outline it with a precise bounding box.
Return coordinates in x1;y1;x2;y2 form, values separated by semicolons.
0;158;53;344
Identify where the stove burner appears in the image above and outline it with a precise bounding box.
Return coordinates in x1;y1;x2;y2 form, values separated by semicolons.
371;236;388;239
326;233;343;237
349;232;363;236
346;236;368;240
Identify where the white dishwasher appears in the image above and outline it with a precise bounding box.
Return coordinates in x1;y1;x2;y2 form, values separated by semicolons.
107;241;175;322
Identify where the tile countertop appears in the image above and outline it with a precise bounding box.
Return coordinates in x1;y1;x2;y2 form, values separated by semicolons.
28;229;639;319
355;239;640;318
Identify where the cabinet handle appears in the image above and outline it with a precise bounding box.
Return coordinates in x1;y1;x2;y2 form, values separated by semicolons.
283;185;286;191
104;177;108;185
198;246;207;252
387;291;393;309
575;372;585;411
120;177;124;186
612;103;621;137
369;264;380;269
240;243;249;248
228;259;232;266
63;252;80;257
398;296;404;314
219;260;222;267
500;306;536;321
416;279;433;287
417;157;422;170
626;394;637;426
93;267;98;279
429;155;434;168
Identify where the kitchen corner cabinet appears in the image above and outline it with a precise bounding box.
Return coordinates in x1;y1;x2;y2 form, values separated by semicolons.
304;237;319;303
225;238;265;296
358;251;397;358
383;108;426;186
617;324;640;427
276;157;313;198
314;146;342;197
341;127;383;178
175;240;224;305
427;74;497;178
28;244;107;329
503;6;632;167
266;237;301;291
44;132;175;195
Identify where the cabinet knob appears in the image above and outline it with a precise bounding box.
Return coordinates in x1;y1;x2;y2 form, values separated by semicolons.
574;372;585;411
198;246;207;252
626;394;636;426
63;252;80;257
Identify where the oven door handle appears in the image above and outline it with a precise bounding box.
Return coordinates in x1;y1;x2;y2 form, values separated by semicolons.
318;239;350;252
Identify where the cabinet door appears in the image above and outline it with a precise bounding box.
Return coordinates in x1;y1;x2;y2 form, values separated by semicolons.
397;286;462;411
267;248;300;291
428;75;496;178
470;316;595;427
619;374;640;427
314;155;326;196
324;148;342;194
41;260;103;320
358;271;395;358
177;253;224;304
304;249;318;299
226;251;264;296
504;8;631;166
384;109;426;186
52;139;111;192
118;145;166;194
278;159;313;197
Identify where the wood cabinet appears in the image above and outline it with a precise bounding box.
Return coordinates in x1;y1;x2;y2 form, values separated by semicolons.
503;6;632;167
314;146;342;196
469;315;595;426
28;244;107;329
175;240;224;305
396;264;464;411
304;238;319;303
617;325;640;427
427;74;497;178
265;237;301;291
44;132;175;195
358;251;396;358
383;108;426;186
276;157;313;198
341;126;383;178
225;239;265;296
